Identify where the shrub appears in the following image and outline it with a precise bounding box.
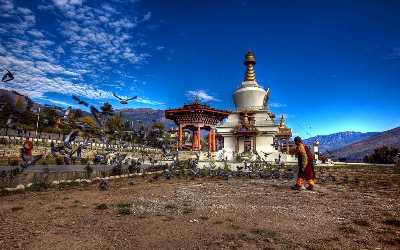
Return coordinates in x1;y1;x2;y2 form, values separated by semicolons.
111;164;122;176
9;158;19;166
201;167;210;177
223;162;231;172
209;160;216;169
353;219;370;227
80;158;89;164
117;202;131;215
337;225;357;234
37;155;55;165
249;228;278;239
85;164;93;178
96;203;108;210
118;207;131;215
55;157;64;165
28;180;49;192
235;154;243;162
383;218;400;227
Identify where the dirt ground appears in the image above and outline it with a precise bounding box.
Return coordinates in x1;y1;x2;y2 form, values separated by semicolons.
1;165;400;250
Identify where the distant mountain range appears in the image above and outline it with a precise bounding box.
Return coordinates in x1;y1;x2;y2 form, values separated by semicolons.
118;108;175;128
303;131;379;153
326;127;400;162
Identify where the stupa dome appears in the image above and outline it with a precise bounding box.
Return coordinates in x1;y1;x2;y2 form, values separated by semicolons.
233;51;269;112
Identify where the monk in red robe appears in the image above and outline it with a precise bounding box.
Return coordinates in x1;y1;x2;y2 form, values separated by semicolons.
292;136;316;191
21;139;33;158
20;138;42;169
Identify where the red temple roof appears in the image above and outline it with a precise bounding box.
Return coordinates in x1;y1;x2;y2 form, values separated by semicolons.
165;103;230;120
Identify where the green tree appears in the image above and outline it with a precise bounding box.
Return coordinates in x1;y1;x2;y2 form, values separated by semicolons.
105;114;124;134
0;103;12;126
39;107;58;128
100;102;114;116
363;146;399;164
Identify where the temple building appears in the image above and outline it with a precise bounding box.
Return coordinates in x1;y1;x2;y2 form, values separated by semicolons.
216;51;294;162
165;103;230;152
274;115;292;153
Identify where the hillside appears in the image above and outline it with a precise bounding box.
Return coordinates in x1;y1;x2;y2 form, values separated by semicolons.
1;88;176;129
117;108;175;128
328;127;400;162
303;131;378;153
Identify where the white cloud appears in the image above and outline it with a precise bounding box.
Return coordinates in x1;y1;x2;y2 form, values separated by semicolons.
185;89;220;102
135;97;164;106
0;0;13;13
0;54;111;99
269;102;287;108
55;2;151;67
142;11;151;22
27;29;45;38
23;14;35;23
17;7;32;15
0;0;157;107
52;0;83;8
55;46;65;54
387;48;400;59
37;97;78;108
35;61;80;76
100;3;118;14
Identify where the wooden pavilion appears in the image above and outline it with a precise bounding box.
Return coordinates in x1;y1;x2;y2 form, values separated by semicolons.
165;103;230;151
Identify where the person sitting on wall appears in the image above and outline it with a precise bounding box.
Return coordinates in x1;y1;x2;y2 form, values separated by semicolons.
292;136;316;191
20;138;42;169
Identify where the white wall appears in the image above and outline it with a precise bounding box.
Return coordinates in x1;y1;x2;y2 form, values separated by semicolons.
256;136;275;153
222;136;235;160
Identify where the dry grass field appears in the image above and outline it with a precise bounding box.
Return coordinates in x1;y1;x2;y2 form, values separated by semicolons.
1;165;399;250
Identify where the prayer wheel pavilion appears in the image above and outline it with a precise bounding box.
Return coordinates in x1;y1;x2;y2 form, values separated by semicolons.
165;103;230;152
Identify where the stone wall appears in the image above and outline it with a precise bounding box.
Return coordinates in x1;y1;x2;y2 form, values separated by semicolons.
0;134;161;161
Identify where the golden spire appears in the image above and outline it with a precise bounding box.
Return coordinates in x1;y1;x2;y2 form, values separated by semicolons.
279;115;286;127
244;50;256;81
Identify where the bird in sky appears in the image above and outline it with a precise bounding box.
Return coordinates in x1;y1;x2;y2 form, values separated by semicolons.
63;129;79;148
112;92;137;104
72;95;89;107
90;105;102;127
1;69;14;82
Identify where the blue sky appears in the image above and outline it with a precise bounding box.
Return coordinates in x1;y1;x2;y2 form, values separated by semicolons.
0;0;399;138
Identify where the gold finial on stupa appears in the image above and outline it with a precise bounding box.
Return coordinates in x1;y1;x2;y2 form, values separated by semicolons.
279;115;286;127
244;50;256;81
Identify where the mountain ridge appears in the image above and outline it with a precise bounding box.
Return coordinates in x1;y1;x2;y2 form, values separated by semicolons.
303;131;379;153
327;127;400;162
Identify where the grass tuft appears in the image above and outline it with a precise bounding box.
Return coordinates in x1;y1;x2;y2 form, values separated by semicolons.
249;228;278;239
353;219;371;227
96;203;108;210
117;202;131;215
383;219;400;227
338;225;357;234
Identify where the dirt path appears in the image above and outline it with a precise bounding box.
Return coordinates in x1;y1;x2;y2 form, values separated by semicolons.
1;166;400;249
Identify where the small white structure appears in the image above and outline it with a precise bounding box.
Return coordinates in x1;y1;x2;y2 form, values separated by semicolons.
312;140;320;161
217;51;295;163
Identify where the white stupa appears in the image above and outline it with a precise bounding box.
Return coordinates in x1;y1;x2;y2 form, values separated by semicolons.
217;51;287;162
